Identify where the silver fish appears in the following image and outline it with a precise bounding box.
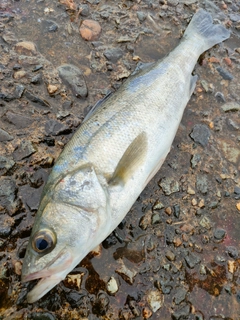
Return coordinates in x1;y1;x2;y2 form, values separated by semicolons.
21;9;230;303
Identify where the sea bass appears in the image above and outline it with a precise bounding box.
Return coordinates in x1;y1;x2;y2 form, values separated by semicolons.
21;9;230;303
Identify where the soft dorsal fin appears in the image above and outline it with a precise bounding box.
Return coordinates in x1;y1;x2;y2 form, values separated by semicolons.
109;132;148;186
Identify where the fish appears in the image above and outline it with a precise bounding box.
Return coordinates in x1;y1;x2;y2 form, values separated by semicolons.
21;9;230;303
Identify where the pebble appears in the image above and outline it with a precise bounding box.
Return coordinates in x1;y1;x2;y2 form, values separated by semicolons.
106;276;118;294
215;91;226;103
165;207;172;215
191;154;201;168
116;259;137;284
80;19;101;41
103;47;124;63
25;90;50;108
0;156;15;175
29;312;56;320
146;289;163;312
190;124;211;147
0;215;15;237
31;73;42;85
196;175;208;194
152;200;164;210
47;84;58;94
221;101;240;112
13;70;27;79
0;177;19;215
198;199;205;208
174;287;187;305
173;204;180;218
0;128;13;141
184;252;201;269
15;41;37;56
228;260;237;274
139;210;152;230
58;64;88;98
66;290;84;308
92;292;109;316
165;250;175;261
216;66;233;80
152;213;161;224
159;177;180;195
226;246;238;259
45;120;71;136
3;111;36;129
200;216;211;230
214;228;226;241
42;20;59;32
187;186;195;195
13;140;36;161
79;4;90;16
142;307;152;319
137;11;147;23
172;303;190;320
237;202;240;211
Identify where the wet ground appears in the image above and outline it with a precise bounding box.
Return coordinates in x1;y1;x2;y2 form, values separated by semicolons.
0;0;240;319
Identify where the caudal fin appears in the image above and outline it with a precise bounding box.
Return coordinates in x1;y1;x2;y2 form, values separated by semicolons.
184;9;230;52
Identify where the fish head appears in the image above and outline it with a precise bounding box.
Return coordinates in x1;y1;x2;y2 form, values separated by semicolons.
22;166;110;303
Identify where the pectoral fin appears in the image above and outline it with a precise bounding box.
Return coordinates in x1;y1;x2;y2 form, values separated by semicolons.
109;132;148;186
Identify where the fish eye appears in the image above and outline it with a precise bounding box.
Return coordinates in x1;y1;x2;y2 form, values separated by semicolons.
32;229;56;254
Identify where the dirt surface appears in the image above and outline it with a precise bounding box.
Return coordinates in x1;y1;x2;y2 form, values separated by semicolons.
0;0;240;319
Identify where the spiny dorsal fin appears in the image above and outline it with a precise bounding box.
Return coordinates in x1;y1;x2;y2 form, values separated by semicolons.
109;132;148;186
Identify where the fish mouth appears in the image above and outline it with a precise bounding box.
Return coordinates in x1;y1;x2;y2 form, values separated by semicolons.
22;249;73;303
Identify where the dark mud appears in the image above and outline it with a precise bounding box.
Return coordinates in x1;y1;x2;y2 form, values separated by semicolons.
0;0;240;319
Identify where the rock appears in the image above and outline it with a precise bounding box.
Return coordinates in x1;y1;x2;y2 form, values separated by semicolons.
139;210;152;230
227;118;240;131
92;292;109;316
58;64;88;98
168;0;179;6
79;4;90;16
174;287;187;305
3;111;35;129
25;90;50;108
226;246;238;259
13;140;36;161
146;289;163;312
142;307;152;319
159;177;179;195
29;312;56;320
15;41;37;56
137;11;147;23
47;84;58;94
172;303;191;320
106;277;118;294
152;213;161;224
0;177;19;215
184;252;201;269
215;91;226;103
200;216;211;229
42;20;59;32
0;156;15;175
229;13;240;22
103;47;124;63
214;228;226;241
191;154;201;168
173;204;180;218
152;200;164;210
66;290;85;308
0;84;25;101
0;128;13;141
190;124;211;147
196;175;208;194
80;19;101;41
31;73;42;85
13;70;27;79
45;120;71;136
221;102;240;112
0;215;15;237
216;66;233;80
116;259;137;284
234;186;240;195
165;250;175;261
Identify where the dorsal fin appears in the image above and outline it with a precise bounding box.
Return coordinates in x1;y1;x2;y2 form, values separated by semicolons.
109;132;148;186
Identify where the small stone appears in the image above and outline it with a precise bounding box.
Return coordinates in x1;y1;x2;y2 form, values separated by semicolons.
153;200;164;210
25;91;50;108
47;84;58;94
116;259;137;284
0;128;13;141
151;213;161;225
0;156;15;175
200;216;211;229
198;199;205;208
0;177;19;215
13;140;36;161
196;175;208;194
172;303;190;320
214;228;226;241
191;154;201;168
226;246;238;259
174;287;187;305
58;64;88;98
139;210;152;230
14;261;22;276
15;41;37;56
137;11;147;23
208;201;218;209
0;215;15;237
216;66;233;80
165;207;172;215
13;70;27;79
66;273;82;289
159;177;179;195
173;237;182;247
106;277;118;294
45;120;71;136
185;252;201;269
80;19;101;41
142;307;152;319
31;73;42;85
165;250;175;261
146;289;163;313
235;187;240;195
173;204;180;218
29;312;56;320
103;47;124;63
221;102;240;112
191;198;197;206
190;124;211;147
228;260;237;274
42;19;59;32
187;186;195;195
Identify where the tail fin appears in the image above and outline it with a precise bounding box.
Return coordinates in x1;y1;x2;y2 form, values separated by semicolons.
184;9;230;52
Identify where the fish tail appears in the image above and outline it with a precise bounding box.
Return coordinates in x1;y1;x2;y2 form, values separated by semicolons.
183;9;230;52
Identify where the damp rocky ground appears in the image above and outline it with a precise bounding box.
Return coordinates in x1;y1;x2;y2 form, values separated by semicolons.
0;0;240;319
